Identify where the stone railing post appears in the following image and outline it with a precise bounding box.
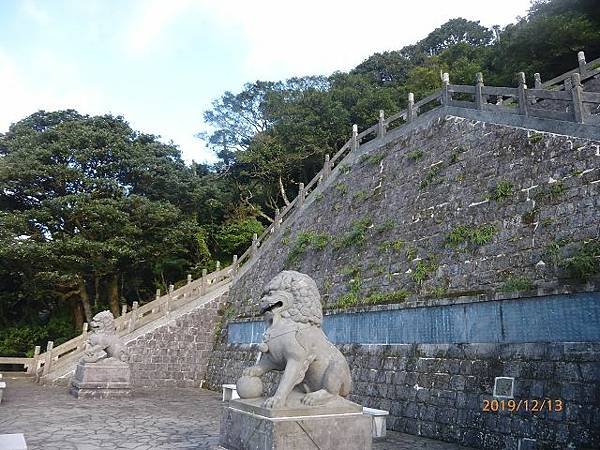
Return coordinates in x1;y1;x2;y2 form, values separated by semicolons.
322;154;331;180
128;301;138;332
155;289;161;300
571;72;585;123
201;268;208;295
475;72;484;110
42;341;54;377
351;124;358;152
121;304;127;317
187;274;192;285
29;345;41;374
441;73;450;105
297;183;305;208
578;51;586;77
407;93;415;122
251;233;259;257
377;110;386;138
517;72;528;116
78;322;89;346
232;255;238;276
534;73;542;89
274;208;281;230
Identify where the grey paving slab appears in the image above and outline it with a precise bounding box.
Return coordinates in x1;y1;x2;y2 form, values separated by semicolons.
0;378;472;449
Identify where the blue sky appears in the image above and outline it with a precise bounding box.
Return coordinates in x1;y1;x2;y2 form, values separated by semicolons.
0;0;531;163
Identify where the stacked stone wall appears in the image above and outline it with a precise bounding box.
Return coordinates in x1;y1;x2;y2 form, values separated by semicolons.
125;291;227;387
206;341;600;450
229;116;600;317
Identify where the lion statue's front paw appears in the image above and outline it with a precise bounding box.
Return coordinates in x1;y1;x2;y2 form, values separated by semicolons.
242;366;263;377
263;395;285;409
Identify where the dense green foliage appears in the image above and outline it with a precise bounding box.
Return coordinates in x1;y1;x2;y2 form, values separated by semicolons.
1;0;597;355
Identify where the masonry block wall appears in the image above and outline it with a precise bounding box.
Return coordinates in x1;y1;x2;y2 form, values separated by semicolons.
229;116;600;316
206;341;600;450
125;291;227;387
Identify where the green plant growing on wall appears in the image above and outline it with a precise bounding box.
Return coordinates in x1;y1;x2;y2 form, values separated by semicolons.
314;192;324;202
334;218;372;249
407;150;424;161
548;182;566;200
561;239;600;281
420;165;442;189
412;258;438;285
429;287;448;298
361;152;386;165
447;224;497;247
535;182;566;203
379;239;405;252
352;190;370;203
335;182;348;196
521;208;539;226
281;227;291;245
334;276;362;308
528;132;544;144
405;246;417;260
338;164;351;175
492;180;514;202
375;219;395;233
286;231;331;265
499;276;534;293
364;289;409;305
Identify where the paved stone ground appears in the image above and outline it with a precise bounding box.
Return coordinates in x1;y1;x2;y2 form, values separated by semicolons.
0;378;473;449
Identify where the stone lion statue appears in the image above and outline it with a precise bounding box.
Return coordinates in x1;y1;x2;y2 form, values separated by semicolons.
240;271;352;408
81;311;128;363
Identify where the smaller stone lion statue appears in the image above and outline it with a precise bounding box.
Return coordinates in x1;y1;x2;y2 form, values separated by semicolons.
81;311;128;363
240;271;352;409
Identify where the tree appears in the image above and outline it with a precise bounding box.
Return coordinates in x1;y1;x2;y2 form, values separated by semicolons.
418;18;493;56
0;111;203;339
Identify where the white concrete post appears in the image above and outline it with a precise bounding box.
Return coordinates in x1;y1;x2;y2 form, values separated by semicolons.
351;124;358;152
407;93;415;122
201;268;208;295
42;341;54;377
29;345;41;374
81;322;88;345
377;110;385;137
441;73;450;105
297;183;305;208
232;255;238;276
578;51;586;77
322;154;331;180
121;304;127;316
251;233;259;257
128;302;138;332
274;208;281;230
571;72;585;123
534;73;542;89
475;72;484;110
187;274;192;285
517;72;528;116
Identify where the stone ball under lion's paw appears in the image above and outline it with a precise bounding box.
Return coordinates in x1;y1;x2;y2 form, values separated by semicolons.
236;376;263;399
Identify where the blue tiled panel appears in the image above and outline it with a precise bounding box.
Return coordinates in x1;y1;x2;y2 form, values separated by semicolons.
227;292;600;344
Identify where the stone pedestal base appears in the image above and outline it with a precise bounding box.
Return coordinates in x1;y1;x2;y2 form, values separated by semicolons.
220;397;372;450
69;359;131;399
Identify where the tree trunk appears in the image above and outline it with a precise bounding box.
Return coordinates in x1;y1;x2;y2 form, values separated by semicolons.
72;301;84;331
107;274;120;317
78;277;93;323
94;274;100;309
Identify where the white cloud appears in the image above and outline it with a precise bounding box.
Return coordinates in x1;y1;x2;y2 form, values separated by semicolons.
21;0;50;26
198;0;530;80
125;0;194;54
